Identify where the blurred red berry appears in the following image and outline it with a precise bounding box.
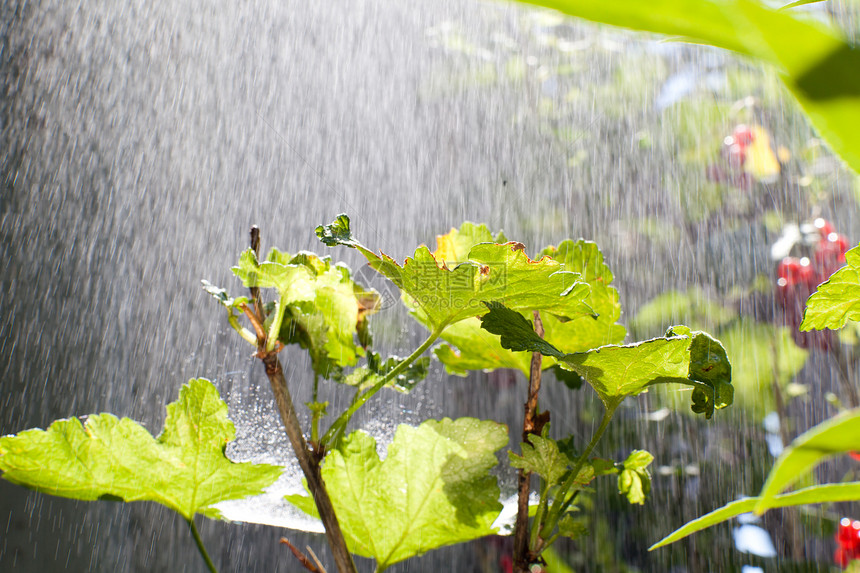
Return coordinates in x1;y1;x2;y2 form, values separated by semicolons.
733;124;754;147
814;218;836;239
798;257;816;289
837;518;860;551
850;452;860;462
777;257;802;284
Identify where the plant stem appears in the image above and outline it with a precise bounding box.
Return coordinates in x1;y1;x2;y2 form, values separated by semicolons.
262;342;357;573
513;311;544;573
320;326;444;447
249;226;267;322
249;227;358;573
542;405;616;538
528;479;550;553
188;517;218;573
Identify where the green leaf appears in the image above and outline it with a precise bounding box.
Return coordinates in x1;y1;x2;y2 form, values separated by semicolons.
201;280;250;309
562;330;732;416
434;318;534;375
512;0;860;173
315;215;594;331
550;365;584;390
432;221;508;263
436;238;625;377
0;379;283;521
478;303;733;416
342;352;430;392
480;302;566;359
666;326;734;418
232;248;316;303
650;482;860;550
801;246;860;330
231;247;379;377
618;450;653;505
316;214;357;247
755;409;860;513
539;239;627;348
557;514;589;540
509;431;572;484
542;545;577;573
287;418;508;570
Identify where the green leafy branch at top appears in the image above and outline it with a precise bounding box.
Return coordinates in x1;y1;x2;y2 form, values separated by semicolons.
0;379;283;521
801;245;860;331
316;214;595;332
287;417;508;571
480;303;733;416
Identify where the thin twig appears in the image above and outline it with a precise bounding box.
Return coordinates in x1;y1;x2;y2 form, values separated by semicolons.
240;303;267;342
249;226;267;324
307;546;326;573
513;311;545;573
280;538;324;573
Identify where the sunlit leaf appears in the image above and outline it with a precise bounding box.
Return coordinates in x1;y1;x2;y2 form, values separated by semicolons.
434;318;533;375
480;302;566;359
433;233;624;376
232;248;316;304
201;280;250;309
539;239;627;349
0;379;283;521
432;222;507;263
227;247;379;377
557;515;589;540
650;483;860;550
316;215;594;331
666;326;733;418
511;0;860;173
286;418;507;571
617;450;654;505
509;430;572;484
801;246;860;331
478;304;732;415
755;409;860;513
